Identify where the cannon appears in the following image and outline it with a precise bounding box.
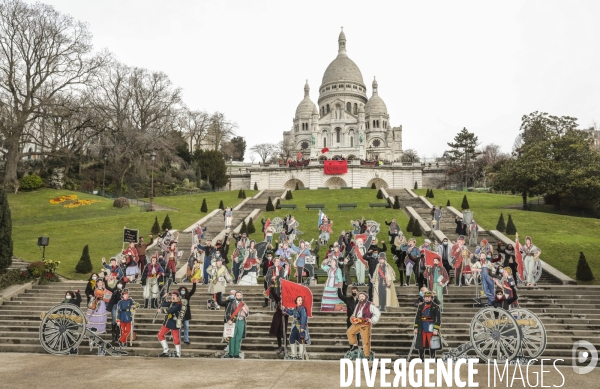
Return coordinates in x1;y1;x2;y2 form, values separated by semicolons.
39;304;127;356
442;307;547;364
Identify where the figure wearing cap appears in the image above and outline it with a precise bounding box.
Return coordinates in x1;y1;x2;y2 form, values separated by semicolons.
101;257;124;279
413;291;441;360
157;290;182;357
372;253;398;311
116;288;138;347
346;291;381;361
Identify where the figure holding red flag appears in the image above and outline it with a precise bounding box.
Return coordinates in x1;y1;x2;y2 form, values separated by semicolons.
424;256;449;311
282;296;311;360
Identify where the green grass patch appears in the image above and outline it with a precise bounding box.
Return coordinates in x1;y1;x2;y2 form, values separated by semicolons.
8;189;251;280
416;189;600;283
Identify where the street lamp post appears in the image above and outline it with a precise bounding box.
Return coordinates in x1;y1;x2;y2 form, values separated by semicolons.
102;154;108;197
149;151;156;211
229;156;233;191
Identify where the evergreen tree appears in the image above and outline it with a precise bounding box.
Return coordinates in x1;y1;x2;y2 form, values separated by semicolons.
151;216;160;235
446;199;451;207
371;182;376;189
254;182;258;190
237;189;243;198
505;214;517;235
247;217;256;234
414;181;418;190
412;221;423;237
393;195;400;209
75;245;93;273
295;182;299;190
286;190;293;200
0;188;13;270
161;214;173;231
425;189;430;198
219;200;224;210
276;198;281;208
576;252;595;281
376;189;384;199
200;198;208;213
430;189;435;198
242;190;246;198
496;213;506;232
446;127;481;188
406;216;415;233
461;195;470;210
266;197;275;211
240;220;248;234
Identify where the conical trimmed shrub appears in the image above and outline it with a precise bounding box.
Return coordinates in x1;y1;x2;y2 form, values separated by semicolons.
461;195;470;210
254;182;258;190
425;189;430;198
75;245;93;274
237;189;243;198
496;213;506;232
240;220;248;234
505;214;517;235
393;195;400;209
286;190;293;200
430;189;435;198
414;181;418;190
412;221;423;237
218;200;224;210
266;197;275;212
406;216;415;233
242;190;246;198
371;182;376;189
295;182;299;190
376;189;384;199
151;217;160;235
200;198;208;213
247;217;256;234
576;252;595;281
161;214;173;230
446;199;451;207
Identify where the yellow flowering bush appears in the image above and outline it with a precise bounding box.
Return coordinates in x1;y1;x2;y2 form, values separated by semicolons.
49;195;77;204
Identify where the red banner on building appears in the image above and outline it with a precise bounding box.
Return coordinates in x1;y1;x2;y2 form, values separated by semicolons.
323;160;348;175
280;279;313;318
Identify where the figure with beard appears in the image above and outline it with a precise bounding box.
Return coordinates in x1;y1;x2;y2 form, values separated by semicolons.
423;257;449;311
414;291;441;360
372;253;398;312
223;291;249;358
178;281;197;345
264;257;286;306
134;235;154;273
347;291;381;361
231;240;246;283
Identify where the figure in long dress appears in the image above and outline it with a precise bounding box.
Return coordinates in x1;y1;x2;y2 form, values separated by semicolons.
238;240;260;285
320;257;347;312
372;253;399;312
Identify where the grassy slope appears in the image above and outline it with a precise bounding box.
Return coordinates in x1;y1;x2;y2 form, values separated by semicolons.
8;189;253;280
416;189;600;282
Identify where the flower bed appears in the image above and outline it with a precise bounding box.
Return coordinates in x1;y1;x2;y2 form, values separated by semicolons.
49;195;100;208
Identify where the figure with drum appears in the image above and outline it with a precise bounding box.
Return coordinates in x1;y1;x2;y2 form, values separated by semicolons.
413;290;441;360
346;291;381;361
141;254;165;309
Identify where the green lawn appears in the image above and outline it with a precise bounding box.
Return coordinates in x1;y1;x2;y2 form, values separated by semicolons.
8;189;251;280
415;189;600;283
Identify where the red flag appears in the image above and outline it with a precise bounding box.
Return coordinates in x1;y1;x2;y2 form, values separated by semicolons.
321;147;329;154
420;249;442;267
515;235;525;282
281;279;313;318
297;152;302;161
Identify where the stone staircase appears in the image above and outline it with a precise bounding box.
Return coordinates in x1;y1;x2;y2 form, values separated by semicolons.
386;189;423;209
241;190;283;212
1;281;599;364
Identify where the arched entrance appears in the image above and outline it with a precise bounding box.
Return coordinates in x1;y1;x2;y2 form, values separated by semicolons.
324;177;347;189
367;178;388;189
284;179;305;190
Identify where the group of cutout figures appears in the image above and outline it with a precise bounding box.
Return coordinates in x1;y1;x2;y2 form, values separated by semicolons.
74;213;540;360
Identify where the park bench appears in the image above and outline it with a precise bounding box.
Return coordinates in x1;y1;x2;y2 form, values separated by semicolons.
277;204;297;210
306;204;327;210
369;203;390;208
341;186;353;190
317;187;329;190
338;203;358;210
360;186;372;189
298;187;310;190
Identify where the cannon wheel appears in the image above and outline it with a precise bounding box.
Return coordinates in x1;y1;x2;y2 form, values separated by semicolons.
271;217;284;233
509;308;547;359
39;304;87;355
470;307;521;363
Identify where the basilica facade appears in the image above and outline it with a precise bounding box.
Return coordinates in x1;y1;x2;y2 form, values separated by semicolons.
283;29;403;162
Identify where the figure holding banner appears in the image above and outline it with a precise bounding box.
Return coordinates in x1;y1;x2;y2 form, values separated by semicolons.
282;296;311;360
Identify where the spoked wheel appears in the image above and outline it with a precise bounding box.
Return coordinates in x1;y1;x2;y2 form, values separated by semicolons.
39;304;87;355
517;260;543;285
470;307;521;363
509;308;547;359
271;217;284;233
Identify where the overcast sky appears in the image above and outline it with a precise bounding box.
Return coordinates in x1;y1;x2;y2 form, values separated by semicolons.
32;0;600;160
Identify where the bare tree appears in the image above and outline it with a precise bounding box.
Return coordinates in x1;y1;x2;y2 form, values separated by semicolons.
178;108;210;152
0;0;107;189
250;143;276;163
276;139;295;159
401;149;420;162
207;112;237;151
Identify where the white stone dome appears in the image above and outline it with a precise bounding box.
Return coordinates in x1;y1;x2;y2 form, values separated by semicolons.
365;77;387;115
295;80;317;118
321;29;364;87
